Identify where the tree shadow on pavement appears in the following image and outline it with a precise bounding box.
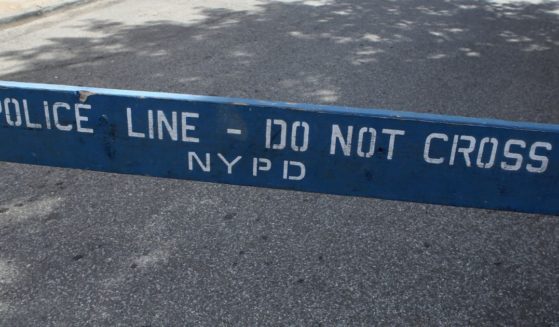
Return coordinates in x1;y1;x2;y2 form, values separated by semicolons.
1;0;558;121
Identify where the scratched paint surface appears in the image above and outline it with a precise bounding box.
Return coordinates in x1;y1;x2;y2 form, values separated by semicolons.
0;81;557;215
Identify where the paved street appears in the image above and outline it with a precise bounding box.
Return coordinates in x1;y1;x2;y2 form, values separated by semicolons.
0;0;558;325
0;0;92;26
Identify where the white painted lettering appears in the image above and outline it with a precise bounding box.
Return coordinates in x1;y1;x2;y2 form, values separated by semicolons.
181;112;199;143
157;110;178;141
291;121;309;152
22;99;42;129
450;135;476;167
217;154;242;174
4;98;22;127
53;102;73;131
382;129;405;160
127;107;145;138
147;110;154;139
283;161;306;181
501;139;526;171
476;137;498;169
188;152;210;172
265;119;287;150
356;127;376;158
253;158;272;176
424;133;448;164
43;101;52;129
527;141;552;173
75;103;93;134
330;124;353;156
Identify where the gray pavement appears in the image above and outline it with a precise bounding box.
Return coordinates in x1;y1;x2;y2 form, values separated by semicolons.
0;0;558;325
0;0;94;27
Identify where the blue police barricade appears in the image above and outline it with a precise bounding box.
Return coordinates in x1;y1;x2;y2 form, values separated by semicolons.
0;81;557;215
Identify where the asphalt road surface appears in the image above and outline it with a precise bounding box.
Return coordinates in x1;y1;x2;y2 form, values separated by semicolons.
0;0;558;325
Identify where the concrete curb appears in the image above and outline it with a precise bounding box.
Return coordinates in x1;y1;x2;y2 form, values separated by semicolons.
0;0;95;27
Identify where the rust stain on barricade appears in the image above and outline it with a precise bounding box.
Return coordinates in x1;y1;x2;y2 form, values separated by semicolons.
78;90;95;103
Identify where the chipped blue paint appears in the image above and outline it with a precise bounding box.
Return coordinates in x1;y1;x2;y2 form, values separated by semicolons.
0;81;557;215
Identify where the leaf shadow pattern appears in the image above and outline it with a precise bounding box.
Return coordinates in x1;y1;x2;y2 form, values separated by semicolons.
0;0;558;122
